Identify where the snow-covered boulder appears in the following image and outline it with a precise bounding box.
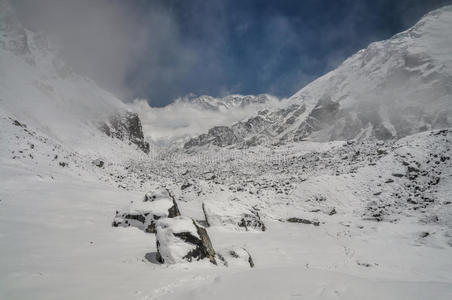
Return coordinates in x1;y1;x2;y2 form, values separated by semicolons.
202;201;266;231
92;158;104;168
112;192;180;233
217;246;254;268
155;216;216;264
144;188;171;202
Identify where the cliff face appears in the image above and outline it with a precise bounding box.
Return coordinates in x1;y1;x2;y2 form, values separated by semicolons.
100;112;150;154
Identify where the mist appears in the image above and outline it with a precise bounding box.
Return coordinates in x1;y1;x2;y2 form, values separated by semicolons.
130;96;281;145
12;0;187;103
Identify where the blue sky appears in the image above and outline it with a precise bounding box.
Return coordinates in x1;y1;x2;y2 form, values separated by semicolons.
14;0;452;106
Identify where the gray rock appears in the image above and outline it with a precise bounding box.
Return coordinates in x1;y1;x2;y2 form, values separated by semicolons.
287;217;320;226
92;158;104;168
100;112;150;153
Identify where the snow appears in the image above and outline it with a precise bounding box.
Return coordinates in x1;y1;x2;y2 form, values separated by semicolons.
161;267;452;300
157;216;199;236
202;200;256;230
1;2;452;299
2;167;452;299
2;125;451;299
144;188;171;202
126;199;173;217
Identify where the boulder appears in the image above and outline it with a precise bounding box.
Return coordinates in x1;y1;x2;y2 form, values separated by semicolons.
238;210;266;231
144;188;171;202
202;201;266;231
155;216;216;264
287;217;320;226
216;246;254;268
112;191;180;233
92;158;104;168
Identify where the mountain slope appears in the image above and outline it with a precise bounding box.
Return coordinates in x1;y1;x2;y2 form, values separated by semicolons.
0;0;149;156
184;5;452;149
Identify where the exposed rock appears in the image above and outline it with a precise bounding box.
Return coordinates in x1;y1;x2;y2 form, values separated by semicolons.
392;173;405;178
113;190;180;233
100;111;150;153
287;217;320;226
420;232;430;238
328;208;337;216
356;261;373;268
166;189;181;218
201;202;210;227
12;119;26;128
155;216;216;264
216;246;254;268
181;182;192;190
238;210;266;232
377;149;387;155
92;158;104;168
184;126;241;149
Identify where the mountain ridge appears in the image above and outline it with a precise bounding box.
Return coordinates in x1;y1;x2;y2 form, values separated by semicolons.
184;5;452;150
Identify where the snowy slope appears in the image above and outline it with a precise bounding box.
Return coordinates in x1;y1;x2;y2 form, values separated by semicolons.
185;5;452;149
0;0;150;158
1;126;451;299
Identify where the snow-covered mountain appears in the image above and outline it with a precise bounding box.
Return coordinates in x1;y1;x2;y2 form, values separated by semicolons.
1;2;452;299
185;5;452;150
130;94;279;146
174;93;277;111
0;0;149;156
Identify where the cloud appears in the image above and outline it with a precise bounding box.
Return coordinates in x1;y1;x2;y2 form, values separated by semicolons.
12;0;452;107
129;96;280;145
12;0;204;104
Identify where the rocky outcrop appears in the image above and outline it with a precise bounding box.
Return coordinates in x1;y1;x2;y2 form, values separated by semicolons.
92;158;104;168
155;216;217;264
112;188;180;233
100;111;150;153
238;210;266;231
287;217;320;226
184;126;240;149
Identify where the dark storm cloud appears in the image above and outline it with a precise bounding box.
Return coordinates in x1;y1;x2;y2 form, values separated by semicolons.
12;0;452;106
